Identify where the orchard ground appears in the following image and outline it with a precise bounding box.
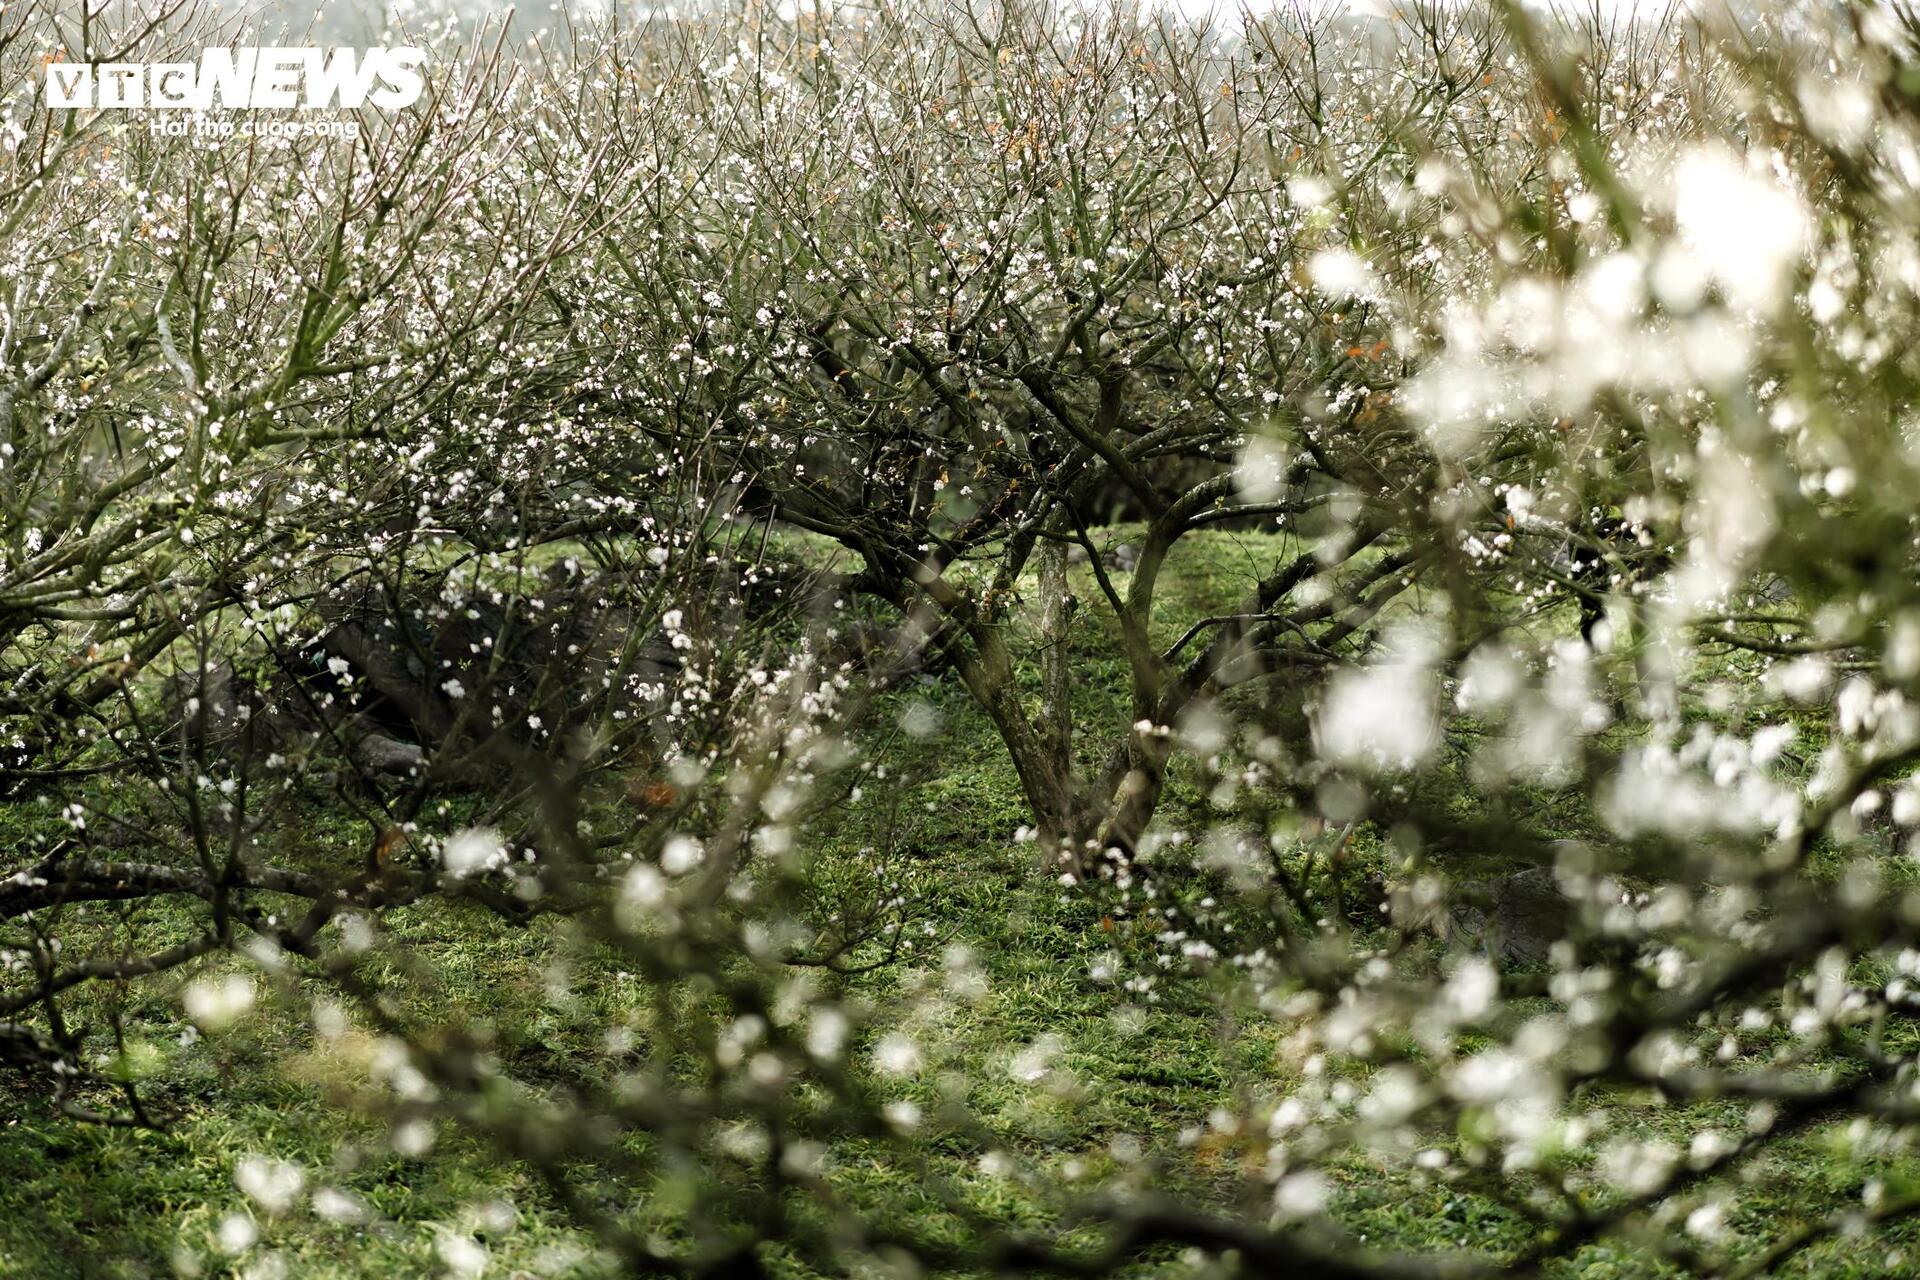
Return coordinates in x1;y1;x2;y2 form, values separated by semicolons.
2;529;1912;1280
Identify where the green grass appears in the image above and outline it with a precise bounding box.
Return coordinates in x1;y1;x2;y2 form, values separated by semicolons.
4;529;1919;1278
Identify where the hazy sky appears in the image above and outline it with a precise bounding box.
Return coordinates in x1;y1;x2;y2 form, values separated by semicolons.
223;0;1669;30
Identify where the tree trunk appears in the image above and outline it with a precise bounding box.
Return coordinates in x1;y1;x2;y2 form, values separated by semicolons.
1034;540;1074;789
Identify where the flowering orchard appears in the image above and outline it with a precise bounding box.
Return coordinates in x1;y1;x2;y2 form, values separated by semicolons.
4;0;1920;1275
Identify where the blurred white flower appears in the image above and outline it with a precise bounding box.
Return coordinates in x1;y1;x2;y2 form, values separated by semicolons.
1442;957;1499;1024
616;864;673;933
1750;723;1794;764
1273;1170;1331;1219
1009;1034;1063;1083
436;1232;488;1280
1774;656;1833;703
1287;173;1333;208
871;1031;923;1076
1235;435;1292;505
441;826;507;879
660;834;704;875
1307;248;1376;300
807;1008;849;1060
184;974;255;1032
1670;145;1810;312
1457;643;1523;713
1599;1138;1677;1197
392;1119;435;1157
898;701;942;739
1798;75;1876;150
216;1212;257;1255
234;1156;304;1215
1317;632;1441;772
1686;1201;1729;1241
1402;355;1520;460
311;1187;369;1224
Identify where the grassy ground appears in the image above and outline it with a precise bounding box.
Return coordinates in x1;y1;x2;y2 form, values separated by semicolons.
3;529;1919;1278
